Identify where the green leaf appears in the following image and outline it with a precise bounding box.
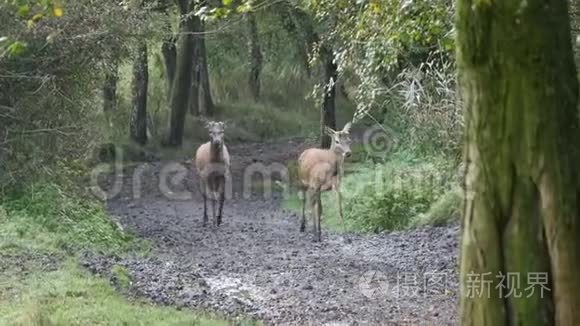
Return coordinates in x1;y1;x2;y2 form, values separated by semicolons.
18;5;30;17
8;41;27;57
222;0;232;6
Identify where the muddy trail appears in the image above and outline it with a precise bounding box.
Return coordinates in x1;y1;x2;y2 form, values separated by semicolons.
84;137;460;325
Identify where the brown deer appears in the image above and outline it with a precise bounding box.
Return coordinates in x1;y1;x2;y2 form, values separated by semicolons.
194;121;230;227
298;122;352;242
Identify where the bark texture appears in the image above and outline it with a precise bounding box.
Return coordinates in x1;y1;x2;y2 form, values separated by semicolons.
457;0;580;324
102;59;118;113
247;13;263;101
130;41;148;145
320;47;337;149
198;20;214;116
161;35;176;94
166;0;198;146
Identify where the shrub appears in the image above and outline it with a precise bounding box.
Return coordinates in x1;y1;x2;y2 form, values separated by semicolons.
410;186;463;227
321;152;456;232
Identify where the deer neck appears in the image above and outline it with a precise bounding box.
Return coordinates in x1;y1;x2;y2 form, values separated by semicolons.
209;143;223;162
329;145;345;162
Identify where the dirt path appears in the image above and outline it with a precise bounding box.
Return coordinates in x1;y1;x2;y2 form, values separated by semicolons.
84;138;459;325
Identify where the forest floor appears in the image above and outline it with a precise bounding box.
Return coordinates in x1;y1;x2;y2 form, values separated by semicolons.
83;137;460;325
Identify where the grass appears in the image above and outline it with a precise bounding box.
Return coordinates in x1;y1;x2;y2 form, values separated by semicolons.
0;260;251;326
0;183;137;254
0;183;260;325
410;186;463;227
283;150;461;233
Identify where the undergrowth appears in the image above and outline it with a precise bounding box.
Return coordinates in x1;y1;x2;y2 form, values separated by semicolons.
284;149;462;233
0;183;136;254
0;183;257;325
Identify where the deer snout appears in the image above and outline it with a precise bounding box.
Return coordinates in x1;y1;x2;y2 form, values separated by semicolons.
344;151;352;158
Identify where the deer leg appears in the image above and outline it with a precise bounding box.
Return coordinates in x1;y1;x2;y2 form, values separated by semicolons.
211;193;217;227
316;192;322;242
217;178;225;226
300;189;306;232
201;180;208;226
310;189;321;242
336;187;347;233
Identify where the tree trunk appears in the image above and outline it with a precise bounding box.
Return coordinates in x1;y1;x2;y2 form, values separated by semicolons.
247;13;263;101
102;59;118;113
166;0;198;146
161;35;176;95
320;47;337;149
189;16;202;116
130;40;148;145
198;21;214;116
457;0;580;325
189;48;201;115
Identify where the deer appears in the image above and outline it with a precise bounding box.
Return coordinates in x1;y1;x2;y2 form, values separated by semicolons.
194;120;231;227
297;122;352;242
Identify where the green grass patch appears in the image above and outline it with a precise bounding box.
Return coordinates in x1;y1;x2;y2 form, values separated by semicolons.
0;260;254;326
410;186;463;227
0;183;259;325
283;151;459;233
0;183;137;254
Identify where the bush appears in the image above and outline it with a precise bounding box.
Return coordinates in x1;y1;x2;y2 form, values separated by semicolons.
410;186;463;227
320;151;456;232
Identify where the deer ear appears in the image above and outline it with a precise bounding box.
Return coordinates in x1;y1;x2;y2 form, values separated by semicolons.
342;122;352;133
324;126;336;136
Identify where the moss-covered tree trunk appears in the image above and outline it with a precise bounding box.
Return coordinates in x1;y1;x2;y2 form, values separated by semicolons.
166;0;198;146
247;13;262;101
198;20;214;116
129;40;148;145
320;46;337;149
457;0;580;324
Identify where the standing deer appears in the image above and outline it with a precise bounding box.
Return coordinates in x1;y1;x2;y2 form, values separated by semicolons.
298;122;352;242
195;121;230;227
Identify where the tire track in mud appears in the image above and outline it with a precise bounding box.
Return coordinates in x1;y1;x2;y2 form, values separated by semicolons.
84;138;459;325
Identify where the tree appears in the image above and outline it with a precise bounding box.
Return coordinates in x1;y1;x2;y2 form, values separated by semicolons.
161;34;177;94
198;20;214;116
102;58;118;114
457;0;580;324
247;12;262;101
129;40;149;145
166;0;199;146
320;46;337;149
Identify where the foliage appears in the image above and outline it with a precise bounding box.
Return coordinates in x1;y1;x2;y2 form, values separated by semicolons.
304;0;459;153
0;260;257;326
382;55;461;155
284;150;459;232
409;186;463;227
0;183;136;253
0;0;161;190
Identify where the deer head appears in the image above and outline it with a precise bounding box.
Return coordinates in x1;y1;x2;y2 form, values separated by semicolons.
325;122;352;157
204;120;226;147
